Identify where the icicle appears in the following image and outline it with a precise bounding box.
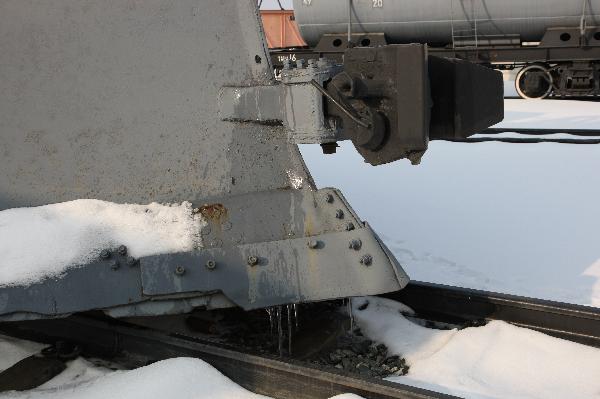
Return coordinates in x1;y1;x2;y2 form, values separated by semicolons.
347;298;354;332
287;304;292;356
293;303;299;330
277;305;283;357
266;307;274;336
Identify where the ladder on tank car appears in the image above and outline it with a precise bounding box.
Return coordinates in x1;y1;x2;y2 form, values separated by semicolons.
450;0;479;49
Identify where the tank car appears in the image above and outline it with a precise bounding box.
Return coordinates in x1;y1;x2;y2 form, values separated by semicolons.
273;0;600;99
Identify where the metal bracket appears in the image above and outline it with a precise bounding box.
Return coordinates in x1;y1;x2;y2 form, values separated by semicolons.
0;188;408;320
218;59;341;144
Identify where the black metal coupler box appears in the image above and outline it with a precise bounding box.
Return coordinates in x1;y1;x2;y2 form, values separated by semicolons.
340;45;503;165
428;55;504;140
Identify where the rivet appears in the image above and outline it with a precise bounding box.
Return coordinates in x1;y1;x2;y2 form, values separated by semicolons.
110;260;120;270
205;260;216;270
247;256;259;266
335;209;344;219
348;239;362;251
324;193;334;203
345;222;355;231
360;254;373;266
100;249;111;259
175;266;186;276
118;245;127;256
307;239;319;249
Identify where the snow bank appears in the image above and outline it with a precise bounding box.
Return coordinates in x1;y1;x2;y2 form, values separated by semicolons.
37;358;113;390
0;357;270;399
583;258;600;307
0;335;365;399
353;296;600;399
0;200;205;287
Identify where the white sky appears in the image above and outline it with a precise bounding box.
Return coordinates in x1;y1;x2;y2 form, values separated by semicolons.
259;0;294;10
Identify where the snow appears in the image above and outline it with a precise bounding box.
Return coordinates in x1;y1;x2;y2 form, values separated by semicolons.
299;97;600;306
352;296;600;399
497;98;600;130
0;334;367;399
0;200;205;287
37;358;114;390
583;259;600;307
0;357;271;399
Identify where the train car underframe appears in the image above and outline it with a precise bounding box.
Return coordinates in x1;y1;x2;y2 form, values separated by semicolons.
269;26;600;99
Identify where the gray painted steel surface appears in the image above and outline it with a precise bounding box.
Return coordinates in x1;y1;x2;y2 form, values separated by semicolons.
0;1;409;319
293;0;600;46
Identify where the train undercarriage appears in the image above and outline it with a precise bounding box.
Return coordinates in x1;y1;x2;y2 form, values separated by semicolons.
269;26;600;99
513;61;600;99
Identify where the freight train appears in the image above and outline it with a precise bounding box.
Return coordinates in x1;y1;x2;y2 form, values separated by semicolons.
0;0;502;321
266;0;600;99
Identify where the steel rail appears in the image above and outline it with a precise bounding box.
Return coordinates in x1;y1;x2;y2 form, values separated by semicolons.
0;316;456;399
390;281;600;348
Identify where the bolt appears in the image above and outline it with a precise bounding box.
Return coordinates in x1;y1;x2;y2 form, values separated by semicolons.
345;222;355;231
118;245;127;256
360;254;373;266
324;193;334;203
247;256;259;266
126;256;137;266
175;266;186;276
100;249;111;259
307;59;316;68
317;57;329;68
307;239;319;249
205;260;216;270
335;209;344;219
348;239;362;251
110;260;120;270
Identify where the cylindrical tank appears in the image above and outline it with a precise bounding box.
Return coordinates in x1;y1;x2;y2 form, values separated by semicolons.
293;0;600;46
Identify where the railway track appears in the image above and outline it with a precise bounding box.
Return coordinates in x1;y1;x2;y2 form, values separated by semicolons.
2;282;600;398
0;314;455;399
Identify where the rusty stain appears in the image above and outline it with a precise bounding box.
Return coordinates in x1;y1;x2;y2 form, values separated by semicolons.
303;215;314;237
199;203;228;223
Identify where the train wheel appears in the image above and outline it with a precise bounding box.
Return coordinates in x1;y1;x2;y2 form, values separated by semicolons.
515;64;553;99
